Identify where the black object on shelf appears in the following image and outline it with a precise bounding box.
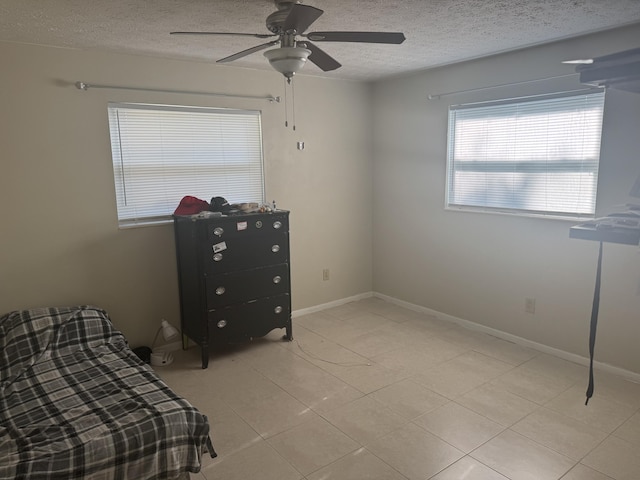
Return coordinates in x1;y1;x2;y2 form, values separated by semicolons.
569;217;640;246
569;213;639;404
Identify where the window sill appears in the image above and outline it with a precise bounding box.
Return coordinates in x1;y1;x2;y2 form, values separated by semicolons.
445;205;595;222
118;217;173;229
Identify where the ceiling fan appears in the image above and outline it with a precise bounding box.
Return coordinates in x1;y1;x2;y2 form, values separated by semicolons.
170;0;406;80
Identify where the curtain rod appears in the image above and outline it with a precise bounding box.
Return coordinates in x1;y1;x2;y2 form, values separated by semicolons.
427;73;580;100
75;81;280;103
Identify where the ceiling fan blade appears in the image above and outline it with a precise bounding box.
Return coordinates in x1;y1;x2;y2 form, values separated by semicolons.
283;4;323;34
217;40;280;63
171;31;276;39
305;31;406;44
303;41;341;72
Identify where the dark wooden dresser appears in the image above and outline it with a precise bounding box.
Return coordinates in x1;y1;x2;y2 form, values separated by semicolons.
173;210;292;368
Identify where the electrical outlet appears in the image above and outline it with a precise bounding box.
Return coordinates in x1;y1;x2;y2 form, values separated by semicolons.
322;269;330;281
525;297;536;314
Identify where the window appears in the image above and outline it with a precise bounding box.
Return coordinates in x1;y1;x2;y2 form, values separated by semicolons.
108;103;265;227
446;90;605;218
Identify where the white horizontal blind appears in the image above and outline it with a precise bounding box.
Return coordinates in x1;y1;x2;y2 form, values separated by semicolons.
108;103;265;226
446;91;605;218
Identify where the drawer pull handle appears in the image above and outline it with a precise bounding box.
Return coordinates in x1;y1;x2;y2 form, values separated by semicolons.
213;227;224;237
217;320;227;328
213;253;223;262
215;286;226;295
271;244;280;253
256;220;263;228
274;306;283;314
273;276;282;284
273;221;282;229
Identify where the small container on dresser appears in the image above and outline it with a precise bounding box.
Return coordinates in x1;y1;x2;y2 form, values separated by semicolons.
173;210;292;368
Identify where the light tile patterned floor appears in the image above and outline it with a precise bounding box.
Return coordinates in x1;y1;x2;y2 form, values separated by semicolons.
156;297;640;480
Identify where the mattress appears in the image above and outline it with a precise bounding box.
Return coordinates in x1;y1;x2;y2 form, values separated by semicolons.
0;306;214;479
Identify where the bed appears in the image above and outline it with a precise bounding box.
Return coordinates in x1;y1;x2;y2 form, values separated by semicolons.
0;306;215;479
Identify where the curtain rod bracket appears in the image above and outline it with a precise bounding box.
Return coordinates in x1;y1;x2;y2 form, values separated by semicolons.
74;81;278;102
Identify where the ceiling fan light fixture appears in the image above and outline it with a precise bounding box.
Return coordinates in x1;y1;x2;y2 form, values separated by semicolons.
264;46;311;78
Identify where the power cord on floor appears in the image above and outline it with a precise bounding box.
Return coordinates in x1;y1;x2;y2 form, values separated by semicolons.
293;339;372;367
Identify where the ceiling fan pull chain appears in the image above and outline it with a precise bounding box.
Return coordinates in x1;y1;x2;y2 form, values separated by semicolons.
292;78;296;131
283;76;289;128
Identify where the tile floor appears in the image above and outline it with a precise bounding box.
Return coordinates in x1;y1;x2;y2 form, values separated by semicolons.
155;297;640;480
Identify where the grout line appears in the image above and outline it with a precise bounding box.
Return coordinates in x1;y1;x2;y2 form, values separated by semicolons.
186;298;639;480
374;292;640;384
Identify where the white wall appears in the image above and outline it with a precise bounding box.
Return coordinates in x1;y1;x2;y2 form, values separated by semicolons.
0;42;373;347
4;27;638;374
372;25;640;374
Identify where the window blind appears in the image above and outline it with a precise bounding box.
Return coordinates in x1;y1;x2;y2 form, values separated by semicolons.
108;103;265;226
446;90;605;218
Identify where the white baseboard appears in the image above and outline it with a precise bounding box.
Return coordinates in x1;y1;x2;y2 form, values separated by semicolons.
373;292;640;384
292;291;374;318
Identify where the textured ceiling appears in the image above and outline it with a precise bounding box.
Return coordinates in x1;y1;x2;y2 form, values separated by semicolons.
2;0;640;81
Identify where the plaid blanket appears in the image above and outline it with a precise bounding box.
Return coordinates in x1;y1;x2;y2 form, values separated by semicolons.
0;306;213;479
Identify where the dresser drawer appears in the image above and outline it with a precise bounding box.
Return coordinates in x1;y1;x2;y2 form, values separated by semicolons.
208;294;291;341
205;233;289;273
206;264;289;308
206;213;288;242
